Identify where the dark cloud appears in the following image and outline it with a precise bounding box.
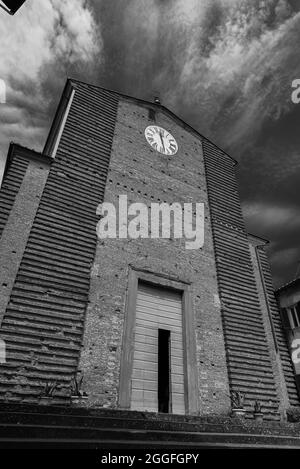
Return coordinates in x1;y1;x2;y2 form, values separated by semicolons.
0;0;102;175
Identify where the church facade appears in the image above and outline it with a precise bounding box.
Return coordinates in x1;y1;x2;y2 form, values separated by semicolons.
0;79;299;433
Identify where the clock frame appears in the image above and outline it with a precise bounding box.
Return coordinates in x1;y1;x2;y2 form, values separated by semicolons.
145;125;178;156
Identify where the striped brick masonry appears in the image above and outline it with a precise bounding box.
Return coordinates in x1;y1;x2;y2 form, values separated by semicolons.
0;79;298;422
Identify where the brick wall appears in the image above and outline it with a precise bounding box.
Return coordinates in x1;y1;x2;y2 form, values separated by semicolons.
0;83;118;403
249;239;290;418
203;140;282;420
0;80;294;419
78;99;231;415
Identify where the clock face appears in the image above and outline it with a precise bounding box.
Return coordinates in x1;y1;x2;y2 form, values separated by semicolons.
145;126;178;156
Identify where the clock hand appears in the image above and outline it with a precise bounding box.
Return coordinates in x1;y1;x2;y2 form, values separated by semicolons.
159;130;165;152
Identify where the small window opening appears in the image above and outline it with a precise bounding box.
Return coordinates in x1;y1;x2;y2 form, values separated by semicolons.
284;304;300;329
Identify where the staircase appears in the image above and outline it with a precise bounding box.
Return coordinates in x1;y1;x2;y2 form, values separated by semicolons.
0;404;300;448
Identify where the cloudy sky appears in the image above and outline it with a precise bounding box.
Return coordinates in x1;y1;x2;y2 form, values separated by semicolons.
0;0;299;287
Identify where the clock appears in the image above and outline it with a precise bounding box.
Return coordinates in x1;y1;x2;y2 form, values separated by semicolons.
145;125;178;156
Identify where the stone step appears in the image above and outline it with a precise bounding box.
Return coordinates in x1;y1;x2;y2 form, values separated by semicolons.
0;408;249;434
1;422;300;449
0;404;300;448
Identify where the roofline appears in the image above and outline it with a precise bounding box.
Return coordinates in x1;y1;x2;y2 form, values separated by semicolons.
2;143;52;181
43;79;74;157
69;77;238;166
247;232;270;245
275;277;300;294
